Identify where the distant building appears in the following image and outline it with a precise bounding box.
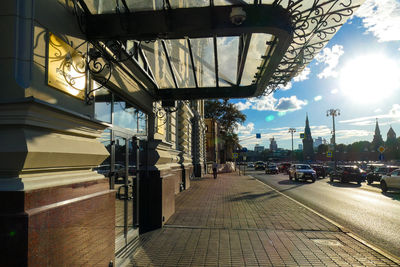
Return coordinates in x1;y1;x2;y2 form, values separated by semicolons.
302;114;314;160
387;126;396;143
371;119;384;151
254;144;265;152
270;137;278;151
298;144;303;150
313;137;323;148
205;118;220;163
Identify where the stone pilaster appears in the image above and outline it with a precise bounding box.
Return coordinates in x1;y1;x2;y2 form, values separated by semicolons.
0;98;114;266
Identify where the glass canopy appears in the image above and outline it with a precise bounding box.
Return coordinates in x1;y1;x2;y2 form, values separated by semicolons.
77;0;365;99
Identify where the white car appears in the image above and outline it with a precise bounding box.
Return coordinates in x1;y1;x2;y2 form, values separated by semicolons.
380;169;400;192
288;164;317;182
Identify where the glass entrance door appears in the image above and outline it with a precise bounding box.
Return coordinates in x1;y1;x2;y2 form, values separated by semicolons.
114;134;139;251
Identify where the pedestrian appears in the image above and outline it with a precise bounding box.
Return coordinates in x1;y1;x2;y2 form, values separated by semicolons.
212;161;218;179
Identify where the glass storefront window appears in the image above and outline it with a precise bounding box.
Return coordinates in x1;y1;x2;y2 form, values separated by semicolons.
114;98;138;131
94;88;112;123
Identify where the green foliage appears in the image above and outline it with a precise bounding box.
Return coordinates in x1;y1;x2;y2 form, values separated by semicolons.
204;99;246;134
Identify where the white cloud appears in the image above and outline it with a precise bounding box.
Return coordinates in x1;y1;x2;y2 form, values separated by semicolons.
275;96;308;112
251;95;277;111
293;67;311;82
355;0;400;43
374;108;382;113
315;45;344;79
331;88;339;94
277;82;292;91
314;95;322;101
339;104;400;126
235;122;255;135
336;129;373;140
235;101;252;111
234;94;308;112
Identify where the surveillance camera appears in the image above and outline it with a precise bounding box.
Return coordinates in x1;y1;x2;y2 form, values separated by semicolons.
230;7;246;26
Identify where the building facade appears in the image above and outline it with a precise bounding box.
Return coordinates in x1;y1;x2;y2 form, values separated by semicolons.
269;137;278;151
1;1;206;265
1;0;364;265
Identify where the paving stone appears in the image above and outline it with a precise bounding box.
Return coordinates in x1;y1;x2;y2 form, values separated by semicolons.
127;173;399;266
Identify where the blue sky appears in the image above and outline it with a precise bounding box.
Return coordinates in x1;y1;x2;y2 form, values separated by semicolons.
232;0;400;150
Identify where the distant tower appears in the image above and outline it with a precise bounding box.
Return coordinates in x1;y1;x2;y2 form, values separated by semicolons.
371;119;384;151
386;126;397;150
270;137;278;151
387;126;396;142
303;114;314;160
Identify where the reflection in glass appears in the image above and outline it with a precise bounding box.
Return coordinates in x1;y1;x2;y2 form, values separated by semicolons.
94;87;112;123
114;136;126;239
169;0;209;8
114;98;137;131
165;39;195;88
217;37;239;86
241;34;274;86
142;41;175;89
191;38;216;87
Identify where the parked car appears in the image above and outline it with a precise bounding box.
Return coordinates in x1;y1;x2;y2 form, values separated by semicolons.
247;162;255;168
366;166;399;184
288;164;316;182
380;169;400;192
265;164;279;174
311;164;326;178
255;161;265;170
330;165;363;184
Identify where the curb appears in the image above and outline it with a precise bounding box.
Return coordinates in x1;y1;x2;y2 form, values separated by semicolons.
249;174;400;265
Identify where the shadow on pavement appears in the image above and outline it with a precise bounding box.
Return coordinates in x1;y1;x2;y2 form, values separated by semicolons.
382;191;400;201
327;181;361;188
230;191;279;202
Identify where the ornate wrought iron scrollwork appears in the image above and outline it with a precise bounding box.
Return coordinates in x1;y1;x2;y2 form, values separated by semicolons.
85;46;114;104
265;0;360;95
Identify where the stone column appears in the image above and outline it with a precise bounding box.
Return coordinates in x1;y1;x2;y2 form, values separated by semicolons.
0;99;112;266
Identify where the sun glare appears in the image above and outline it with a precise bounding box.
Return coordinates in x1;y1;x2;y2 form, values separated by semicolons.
339;54;400;103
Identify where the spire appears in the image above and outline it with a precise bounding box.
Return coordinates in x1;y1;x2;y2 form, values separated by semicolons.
303;114;314;160
387;126;396;141
374;118;380;136
305;113;312;139
372;118;384;150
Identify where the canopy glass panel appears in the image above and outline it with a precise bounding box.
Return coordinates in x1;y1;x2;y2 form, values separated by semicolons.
79;0;366;99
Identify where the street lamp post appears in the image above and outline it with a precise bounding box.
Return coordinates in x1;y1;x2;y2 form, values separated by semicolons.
326;109;340;173
288;128;296;163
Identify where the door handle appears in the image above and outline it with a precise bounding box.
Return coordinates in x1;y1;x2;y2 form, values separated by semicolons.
117;185;134;200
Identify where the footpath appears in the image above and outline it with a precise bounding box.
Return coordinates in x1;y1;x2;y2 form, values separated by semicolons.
127;172;399;266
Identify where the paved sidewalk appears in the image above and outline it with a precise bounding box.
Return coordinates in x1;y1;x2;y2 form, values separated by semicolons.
128;173;399;266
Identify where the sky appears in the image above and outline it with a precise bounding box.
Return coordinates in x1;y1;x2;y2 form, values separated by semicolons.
232;0;400;151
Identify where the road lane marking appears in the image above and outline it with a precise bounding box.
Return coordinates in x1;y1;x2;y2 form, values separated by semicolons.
249;174;400;265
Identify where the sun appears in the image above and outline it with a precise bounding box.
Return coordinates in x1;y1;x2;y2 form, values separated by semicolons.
339;54;400;103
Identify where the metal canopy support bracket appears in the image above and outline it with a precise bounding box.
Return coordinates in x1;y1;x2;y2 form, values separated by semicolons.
157;85;257;100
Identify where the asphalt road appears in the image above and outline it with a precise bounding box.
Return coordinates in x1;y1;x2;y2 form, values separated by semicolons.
247;169;400;258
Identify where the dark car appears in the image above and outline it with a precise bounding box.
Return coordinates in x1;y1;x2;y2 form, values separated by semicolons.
311;164;326;178
255;161;265;170
265;164;279;174
330;165;364;184
278;162;291;174
366;166;400;184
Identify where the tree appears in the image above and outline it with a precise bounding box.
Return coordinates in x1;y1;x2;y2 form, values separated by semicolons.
204;99;246;134
205;100;246;162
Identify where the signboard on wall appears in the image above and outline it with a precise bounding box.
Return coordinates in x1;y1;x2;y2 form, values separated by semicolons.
47;33;86;100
